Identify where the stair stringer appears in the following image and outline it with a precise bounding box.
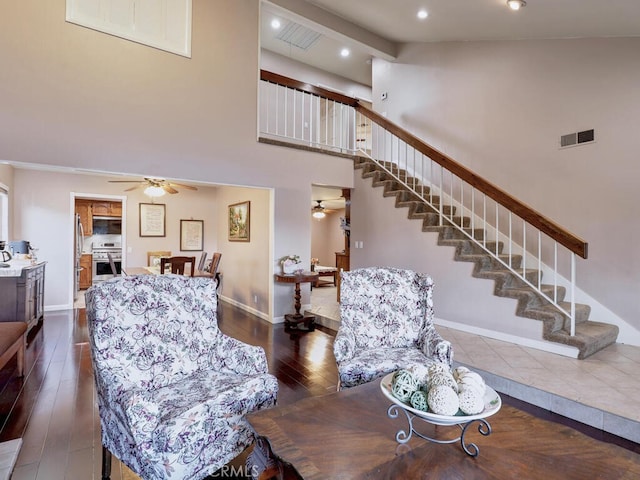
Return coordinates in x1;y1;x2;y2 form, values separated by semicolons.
353;156;619;359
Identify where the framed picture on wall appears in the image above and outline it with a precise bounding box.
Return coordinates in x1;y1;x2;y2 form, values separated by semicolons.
228;201;250;242
139;203;166;237
180;219;204;251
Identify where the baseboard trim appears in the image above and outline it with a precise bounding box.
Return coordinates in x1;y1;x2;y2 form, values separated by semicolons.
45;304;70;312
218;295;270;322
436;316;579;358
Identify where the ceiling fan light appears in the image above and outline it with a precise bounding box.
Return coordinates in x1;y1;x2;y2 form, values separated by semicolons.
312;210;326;219
144;185;166;197
507;0;526;11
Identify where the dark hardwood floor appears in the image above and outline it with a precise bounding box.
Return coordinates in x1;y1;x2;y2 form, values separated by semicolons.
0;303;339;479
0;302;639;479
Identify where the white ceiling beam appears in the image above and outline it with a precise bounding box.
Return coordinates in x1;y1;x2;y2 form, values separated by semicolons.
263;0;397;61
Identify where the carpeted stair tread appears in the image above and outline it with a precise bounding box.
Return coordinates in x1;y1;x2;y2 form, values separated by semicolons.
480;267;542;287
525;302;591;325
503;284;567;303
546;322;620;360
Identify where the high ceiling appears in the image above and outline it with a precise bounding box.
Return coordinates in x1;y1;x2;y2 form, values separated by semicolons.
262;0;640;86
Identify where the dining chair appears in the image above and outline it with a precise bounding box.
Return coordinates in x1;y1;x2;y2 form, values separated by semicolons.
208;252;223;292
197;251;208;271
208;252;222;275
147;250;171;267
160;256;196;276
107;252;119;276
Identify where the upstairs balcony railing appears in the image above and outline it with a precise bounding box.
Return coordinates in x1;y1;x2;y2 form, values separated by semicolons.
260;70;588;337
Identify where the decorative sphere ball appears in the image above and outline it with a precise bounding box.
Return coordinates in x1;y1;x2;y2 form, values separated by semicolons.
410;390;429;412
429;372;458;393
428;362;450;377
406;363;430;386
391;369;419;403
453;366;470;382
460;372;486;394
428;385;460;416
458;388;485;415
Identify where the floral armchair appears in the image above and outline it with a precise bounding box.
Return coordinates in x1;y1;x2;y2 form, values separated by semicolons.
334;267;453;389
85;275;279;480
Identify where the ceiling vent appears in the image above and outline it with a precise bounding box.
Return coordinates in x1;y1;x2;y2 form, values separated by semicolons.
560;129;595;148
276;21;322;51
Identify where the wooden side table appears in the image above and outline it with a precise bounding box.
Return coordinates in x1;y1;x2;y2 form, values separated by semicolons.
274;272;319;331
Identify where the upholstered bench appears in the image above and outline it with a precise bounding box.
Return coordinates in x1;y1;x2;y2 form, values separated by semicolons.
312;265;337;287
0;322;27;377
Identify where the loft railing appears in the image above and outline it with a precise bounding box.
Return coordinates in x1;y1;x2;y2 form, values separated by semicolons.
260;70;588;336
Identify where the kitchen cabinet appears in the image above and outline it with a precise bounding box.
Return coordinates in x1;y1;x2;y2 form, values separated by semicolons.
92;201;122;217
75;200;122;236
79;254;92;289
75;200;93;236
0;262;47;333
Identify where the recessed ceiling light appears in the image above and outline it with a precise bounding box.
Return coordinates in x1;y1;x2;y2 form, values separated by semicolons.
340;48;350;57
417;9;428;20
507;0;526;11
270;18;281;29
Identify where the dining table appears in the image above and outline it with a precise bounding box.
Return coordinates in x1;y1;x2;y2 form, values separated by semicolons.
123;266;215;278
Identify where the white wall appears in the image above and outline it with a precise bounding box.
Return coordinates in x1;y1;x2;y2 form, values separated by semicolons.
371;37;640;333
0;0;355;320
215;185;271;319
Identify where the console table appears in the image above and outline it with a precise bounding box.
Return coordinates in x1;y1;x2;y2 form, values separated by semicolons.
0;261;46;334
274;272;318;331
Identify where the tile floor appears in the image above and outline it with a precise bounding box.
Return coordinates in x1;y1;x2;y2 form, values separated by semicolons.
307;286;640;443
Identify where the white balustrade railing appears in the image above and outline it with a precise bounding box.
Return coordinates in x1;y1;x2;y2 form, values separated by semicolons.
259;72;585;336
259;77;358;153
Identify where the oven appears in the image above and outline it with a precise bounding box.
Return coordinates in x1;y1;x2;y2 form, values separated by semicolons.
92;244;122;284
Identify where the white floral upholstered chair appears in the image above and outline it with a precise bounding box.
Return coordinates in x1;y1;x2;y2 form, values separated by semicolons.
334;267;453;389
85;275;279;480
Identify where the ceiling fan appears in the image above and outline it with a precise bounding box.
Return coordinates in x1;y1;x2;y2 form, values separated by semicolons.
312;199;339;218
108;177;198;197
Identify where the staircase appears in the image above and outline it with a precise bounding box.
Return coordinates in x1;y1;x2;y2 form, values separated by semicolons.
355;156;619;359
258;69;620;359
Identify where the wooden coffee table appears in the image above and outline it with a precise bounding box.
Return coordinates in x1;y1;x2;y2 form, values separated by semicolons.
247;379;640;479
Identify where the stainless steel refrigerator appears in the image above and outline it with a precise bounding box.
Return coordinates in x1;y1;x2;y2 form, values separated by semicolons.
74;214;84;301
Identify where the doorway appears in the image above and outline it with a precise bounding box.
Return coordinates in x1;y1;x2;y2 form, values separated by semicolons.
308;186;350;330
72;194;126;308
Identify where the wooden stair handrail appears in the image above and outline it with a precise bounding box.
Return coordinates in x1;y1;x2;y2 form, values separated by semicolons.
260;70;588;259
261;70;358;106
355;104;587;259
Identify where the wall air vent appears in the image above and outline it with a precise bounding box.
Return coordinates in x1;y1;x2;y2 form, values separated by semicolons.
276;21;322;51
560;129;595;148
